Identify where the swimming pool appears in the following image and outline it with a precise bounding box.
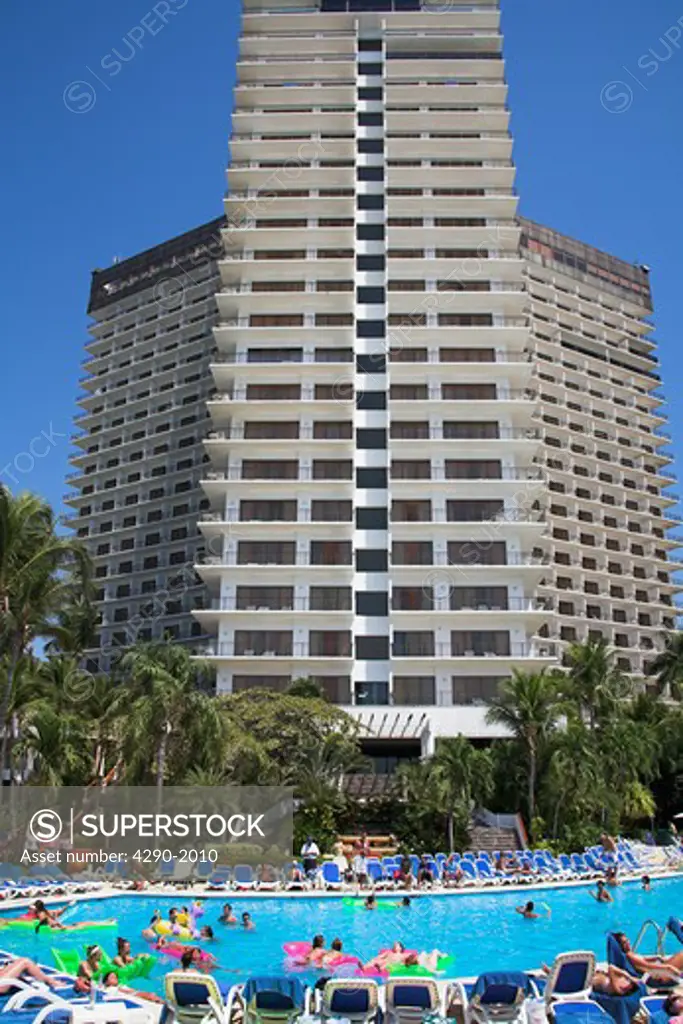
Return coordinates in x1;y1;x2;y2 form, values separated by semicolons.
2;878;681;995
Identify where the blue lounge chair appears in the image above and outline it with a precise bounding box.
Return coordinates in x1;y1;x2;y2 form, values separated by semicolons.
542;952;595;1008
239;976;307;1024
167;970;231;1024
475;858;504;885
322;862;343;890
234;864;257;890
553;1001;612;1024
206;866;231;890
385;978;441;1024
639;995;666;1021
453;970;539;1024
667;916;683;944
320;979;379;1024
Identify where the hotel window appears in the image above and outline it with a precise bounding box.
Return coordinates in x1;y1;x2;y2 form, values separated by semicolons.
448;541;507;566
237;542;296;565
391;461;430;480
451;631;511;656
390;421;429;439
392;541;433;565
444;421;499;440
309;587;352;611
392;588;433;611
447;500;504;522
235;631;292;656
246;384;300;401
442;383;496;400
446;460;501;480
242;461;298;480
391;500;431;522
312;460;353;480
450;587;508;611
310;631;352;657
451;676;503;705
245;422;299;440
393;632;435;657
440;348;495;363
390;384;429;400
240;501;298;521
310;541;352;566
311;501;353;522
392;676;434;705
313;421;352;439
236;588;294;610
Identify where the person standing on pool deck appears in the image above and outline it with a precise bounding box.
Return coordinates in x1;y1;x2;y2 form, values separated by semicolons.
301;836;320;877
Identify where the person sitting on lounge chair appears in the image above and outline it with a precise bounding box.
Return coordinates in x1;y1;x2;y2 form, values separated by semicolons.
592;965;640;997
0;957;62;995
613;932;683;981
417;855;434;887
395;854;414;889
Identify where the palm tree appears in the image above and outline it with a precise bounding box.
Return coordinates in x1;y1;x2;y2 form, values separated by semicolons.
562;637;630;729
0;487;91;783
648;632;683;700
13;705;90;785
433;735;494;851
486;670;559;826
120;641;215;788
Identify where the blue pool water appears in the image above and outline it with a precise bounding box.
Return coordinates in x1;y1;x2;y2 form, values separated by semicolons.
1;878;682;994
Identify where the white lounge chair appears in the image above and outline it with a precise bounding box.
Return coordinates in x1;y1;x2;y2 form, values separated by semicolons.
543;951;596;1009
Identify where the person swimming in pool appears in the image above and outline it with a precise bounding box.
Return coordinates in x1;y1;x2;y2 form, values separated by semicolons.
321;939;349;968
364;942;406;972
516;901;539;919
218;903;237;925
398;896;411;908
307;935;328;966
241;912;255;931
364;894;377;910
590;881;613;903
642;875;651;892
402;950;448;973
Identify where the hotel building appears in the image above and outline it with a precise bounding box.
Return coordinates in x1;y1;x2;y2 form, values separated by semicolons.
66;0;679;759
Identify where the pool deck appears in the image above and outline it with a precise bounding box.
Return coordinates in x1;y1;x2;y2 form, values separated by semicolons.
3;866;682;911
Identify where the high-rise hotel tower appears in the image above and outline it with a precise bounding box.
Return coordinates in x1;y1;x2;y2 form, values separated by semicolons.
68;0;679;758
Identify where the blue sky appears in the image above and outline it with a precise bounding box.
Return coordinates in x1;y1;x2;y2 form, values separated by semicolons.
1;0;682;517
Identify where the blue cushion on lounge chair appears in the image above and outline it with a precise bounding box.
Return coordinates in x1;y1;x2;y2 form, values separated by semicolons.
667;917;683;945
172;981;216;1006
472;972;536;1000
593;985;646;1024
330;989;370;1013
555;962;591;994
554;1003;610;1024
391;985;433;1008
243;977;305;1008
606;935;640;978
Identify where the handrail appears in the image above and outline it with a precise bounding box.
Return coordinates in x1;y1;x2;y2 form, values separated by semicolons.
633;919;665;955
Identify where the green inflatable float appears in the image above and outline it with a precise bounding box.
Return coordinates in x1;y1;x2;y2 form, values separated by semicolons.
342;897;400;911
388;955;454;977
0;919;118;934
51;947;155;983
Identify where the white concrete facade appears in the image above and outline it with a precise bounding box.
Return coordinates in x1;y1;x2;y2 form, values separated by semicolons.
195;0;559;724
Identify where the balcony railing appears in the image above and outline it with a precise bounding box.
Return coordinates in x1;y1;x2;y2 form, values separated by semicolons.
208;426;541;442
209;597;351;612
